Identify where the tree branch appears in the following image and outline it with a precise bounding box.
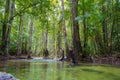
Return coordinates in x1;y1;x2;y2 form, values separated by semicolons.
8;1;41;22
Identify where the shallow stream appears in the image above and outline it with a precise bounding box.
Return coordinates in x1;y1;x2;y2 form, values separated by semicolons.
0;59;120;80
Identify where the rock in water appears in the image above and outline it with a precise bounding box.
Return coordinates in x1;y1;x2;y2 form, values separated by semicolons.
0;72;19;80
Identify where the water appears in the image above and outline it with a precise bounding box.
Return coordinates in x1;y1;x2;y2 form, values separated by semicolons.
0;59;120;80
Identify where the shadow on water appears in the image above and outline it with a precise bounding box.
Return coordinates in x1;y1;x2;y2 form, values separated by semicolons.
81;68;120;80
82;68;103;74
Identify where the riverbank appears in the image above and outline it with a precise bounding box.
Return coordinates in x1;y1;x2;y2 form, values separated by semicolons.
0;55;120;66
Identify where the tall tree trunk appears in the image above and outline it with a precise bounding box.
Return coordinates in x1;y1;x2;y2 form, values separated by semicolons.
115;0;120;51
27;16;34;58
42;23;49;58
61;0;69;60
82;0;88;59
1;0;10;57
71;0;82;64
82;0;87;50
6;0;15;57
102;0;108;54
52;23;56;57
106;0;112;54
17;15;23;56
110;0;120;52
34;38;38;56
57;24;62;58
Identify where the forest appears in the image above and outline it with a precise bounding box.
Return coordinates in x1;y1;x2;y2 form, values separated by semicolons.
0;0;120;80
0;0;120;64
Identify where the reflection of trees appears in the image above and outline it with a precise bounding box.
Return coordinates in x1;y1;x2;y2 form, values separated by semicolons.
0;60;30;79
56;62;66;80
42;63;48;80
0;61;8;71
56;63;62;80
28;62;48;80
14;61;30;79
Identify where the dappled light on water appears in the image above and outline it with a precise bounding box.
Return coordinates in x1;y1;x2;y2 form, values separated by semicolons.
0;59;120;80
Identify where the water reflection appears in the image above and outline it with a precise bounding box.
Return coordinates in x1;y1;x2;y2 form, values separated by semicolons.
0;59;120;80
0;61;8;72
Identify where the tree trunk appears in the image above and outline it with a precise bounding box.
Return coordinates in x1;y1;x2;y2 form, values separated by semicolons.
61;0;69;60
6;0;15;57
57;24;62;58
71;0;82;64
106;0;112;54
1;0;10;57
115;0;120;51
110;0;120;52
42;23;49;58
102;0;108;54
82;0;88;59
34;38;38;56
27;16;34;58
17;15;23;56
82;0;87;49
52;23;56;57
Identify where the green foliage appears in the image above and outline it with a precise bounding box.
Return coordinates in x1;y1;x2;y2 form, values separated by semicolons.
0;0;119;57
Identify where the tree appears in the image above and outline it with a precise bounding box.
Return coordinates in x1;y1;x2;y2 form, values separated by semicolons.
101;0;108;54
27;16;34;58
17;14;23;56
61;0;69;60
6;0;15;57
82;0;87;50
71;0;82;64
1;0;11;57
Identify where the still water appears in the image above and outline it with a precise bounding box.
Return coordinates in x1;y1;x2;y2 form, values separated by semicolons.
0;59;120;80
